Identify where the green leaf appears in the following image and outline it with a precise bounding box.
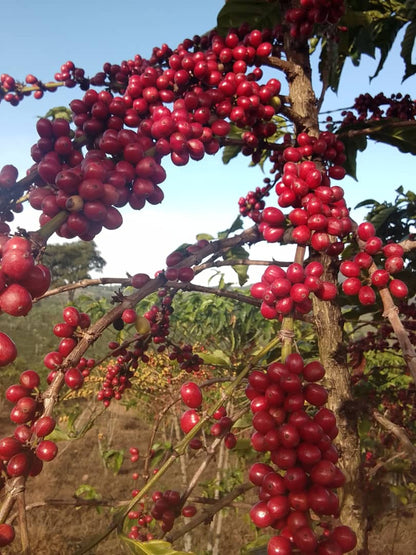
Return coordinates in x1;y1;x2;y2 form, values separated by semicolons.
367;121;416;154
401;20;416;81
121;538;195;555
43;106;73;121
198;349;231;367
75;484;101;501
337;132;367;180
232;264;249;286
217;0;281;36
222;143;242;164
101;448;124;475
45;427;71;442
196;233;214;241
339;119;416;177
354;198;378;209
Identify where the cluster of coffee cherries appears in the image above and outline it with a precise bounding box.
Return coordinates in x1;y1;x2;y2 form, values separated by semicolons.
246;353;357;554
340;92;416;126
97;341;147;406
126;445;197;539
238;184;271;222
0;367;59;550
180;383;237;449
0;234;51;315
340;222;408;305
9;26;289;241
150;489;189;533
0;70;61;105
42;306;94;389
284;0;345;40
251;261;337;320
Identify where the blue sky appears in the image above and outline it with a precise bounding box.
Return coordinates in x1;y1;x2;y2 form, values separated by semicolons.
0;2;415;282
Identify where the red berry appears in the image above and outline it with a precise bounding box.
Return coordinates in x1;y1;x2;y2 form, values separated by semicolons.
180;382;202;408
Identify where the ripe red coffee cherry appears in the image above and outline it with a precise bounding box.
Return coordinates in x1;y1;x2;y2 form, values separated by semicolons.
331;525;357;552
249;462;274;486
383;243;404;258
389;279;408;298
182;505;197;518
249;501;273;528
293;526;318;552
64;367;84;390
284;466;308;492
7;451;31;476
33;415;56;437
339;260;360;278
304;383;328;407
263;207;285;226
5;384;30;403
122;309;137;324
371;269;390;288
267;535;291;555
0;437;22;460
19;370;40;390
180;409;200;434
0;523;15;547
285;353;304;374
364;236;383;255
62;306;81;327
36;439;58;461
303;361;325;382
342;277;361;296
354;252;373;269
0;332;17;366
0;284;32;316
357;222;376;241
266;495;290;520
358;285;376;305
384;255;404;274
180;382;202;408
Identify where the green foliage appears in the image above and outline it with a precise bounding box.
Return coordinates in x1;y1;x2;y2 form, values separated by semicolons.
75;483;102;501
169;291;277;366
216;0;281;36
121;538;194;555
338;119;416;179
319;0;416;92
42;106;73;121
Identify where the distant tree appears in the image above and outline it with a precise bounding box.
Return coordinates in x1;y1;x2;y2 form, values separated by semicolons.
42;241;106;292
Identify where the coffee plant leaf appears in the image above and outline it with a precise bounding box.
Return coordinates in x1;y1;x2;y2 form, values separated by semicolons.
121;537;194;555
216;0;281;37
401;20;416;80
198;349;231;367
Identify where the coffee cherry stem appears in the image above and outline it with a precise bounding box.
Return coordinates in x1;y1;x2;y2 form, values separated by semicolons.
34;209;69;242
280;316;295;361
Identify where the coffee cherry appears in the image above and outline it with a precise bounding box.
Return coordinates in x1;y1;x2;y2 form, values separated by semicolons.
180;409;200;434
0;332;17;366
36;440;58;461
389;279;408;298
180;382;202;408
0;523;15;547
357;222;375;241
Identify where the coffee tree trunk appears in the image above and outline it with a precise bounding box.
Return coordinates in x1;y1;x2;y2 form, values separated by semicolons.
282;32;368;553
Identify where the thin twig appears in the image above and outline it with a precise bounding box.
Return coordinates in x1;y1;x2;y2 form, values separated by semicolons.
166;482;254;544
373;410;416;462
